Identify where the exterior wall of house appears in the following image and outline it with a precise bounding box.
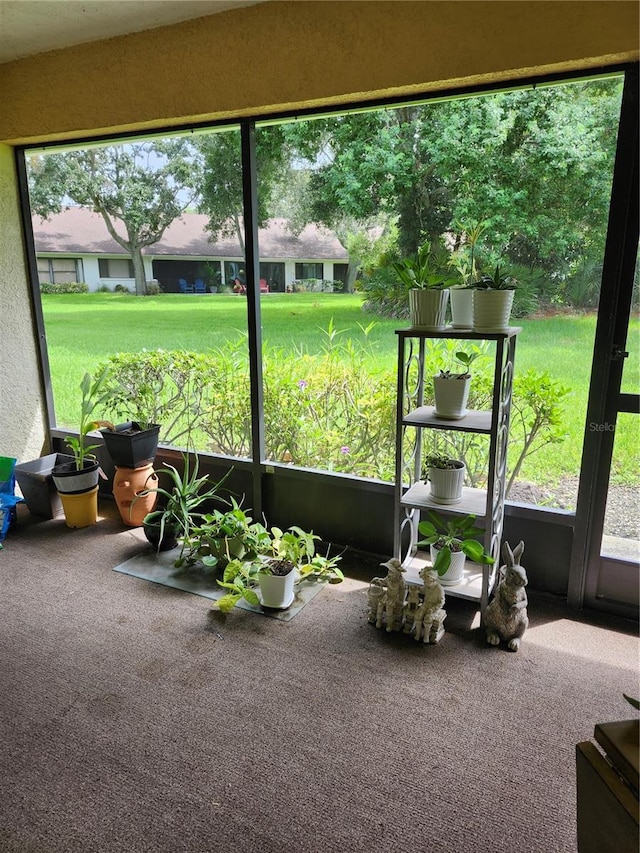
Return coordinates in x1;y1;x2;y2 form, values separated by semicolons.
0;0;637;462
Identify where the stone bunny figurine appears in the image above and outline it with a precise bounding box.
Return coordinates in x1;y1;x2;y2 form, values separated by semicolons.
485;540;529;651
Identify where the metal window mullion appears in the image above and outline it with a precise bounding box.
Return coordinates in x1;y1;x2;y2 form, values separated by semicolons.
240;120;265;518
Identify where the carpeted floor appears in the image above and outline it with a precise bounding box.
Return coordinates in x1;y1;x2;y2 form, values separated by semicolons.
0;502;638;853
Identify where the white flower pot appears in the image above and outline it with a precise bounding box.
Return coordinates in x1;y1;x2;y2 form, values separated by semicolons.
258;567;297;609
433;375;471;420
472;289;515;333
430;545;465;586
409;288;450;331
427;462;465;504
449;287;474;329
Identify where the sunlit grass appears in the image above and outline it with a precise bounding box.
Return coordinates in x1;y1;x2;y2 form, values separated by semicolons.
42;293;639;486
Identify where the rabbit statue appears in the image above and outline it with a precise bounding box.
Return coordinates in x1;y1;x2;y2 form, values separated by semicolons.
485;540;528;651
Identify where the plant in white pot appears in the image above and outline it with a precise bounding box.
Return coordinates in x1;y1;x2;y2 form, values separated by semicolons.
423;453;466;504
469;264;518;333
449;220;487;329
213;525;344;612
393;243;457;331
417;511;494;586
433;349;481;420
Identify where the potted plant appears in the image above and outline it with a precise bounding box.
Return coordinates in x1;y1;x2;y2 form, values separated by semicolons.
433;349;481;420
134;455;232;552
449;220;487;328
393;243;457;331
214;525;344;611
176;500;271;570
469;264;517;332
423;453;466;504
417;511;494;586
51;369;112;527
100;420;161;470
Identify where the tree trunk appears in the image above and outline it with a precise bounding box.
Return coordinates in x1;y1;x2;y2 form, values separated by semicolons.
131;247;147;296
345;263;358;293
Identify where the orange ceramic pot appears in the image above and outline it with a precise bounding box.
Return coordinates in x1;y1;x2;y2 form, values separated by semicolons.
113;464;158;527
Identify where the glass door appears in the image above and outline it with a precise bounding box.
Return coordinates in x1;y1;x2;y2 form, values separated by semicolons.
570;68;639;618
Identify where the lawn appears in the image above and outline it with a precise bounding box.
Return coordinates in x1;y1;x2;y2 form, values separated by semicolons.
42;292;639;489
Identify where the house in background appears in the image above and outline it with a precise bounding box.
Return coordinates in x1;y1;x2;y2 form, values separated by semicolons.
32;208;349;293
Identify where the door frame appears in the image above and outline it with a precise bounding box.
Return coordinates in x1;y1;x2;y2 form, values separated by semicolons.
568;66;639;619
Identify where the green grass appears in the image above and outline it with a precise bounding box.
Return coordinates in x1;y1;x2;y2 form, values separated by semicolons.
42;292;639;488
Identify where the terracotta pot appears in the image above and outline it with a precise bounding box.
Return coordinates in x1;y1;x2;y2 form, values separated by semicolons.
113;464;158;526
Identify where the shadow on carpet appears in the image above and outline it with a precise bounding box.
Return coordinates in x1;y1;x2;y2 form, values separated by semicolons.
113;546;326;621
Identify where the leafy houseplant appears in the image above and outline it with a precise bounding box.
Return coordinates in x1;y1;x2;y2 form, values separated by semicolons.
51;368;112;526
177;501;271;570
393;244;457;331
423;453;466;504
417;511;494;586
135;456;231;552
433;349;482;420
469;264;518;332
213;524;344;611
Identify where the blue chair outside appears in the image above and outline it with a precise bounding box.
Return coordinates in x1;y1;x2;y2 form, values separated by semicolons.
194;278;206;293
179;278;193;293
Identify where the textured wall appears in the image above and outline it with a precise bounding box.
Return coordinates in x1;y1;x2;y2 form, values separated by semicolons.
0;1;637;145
0;146;49;461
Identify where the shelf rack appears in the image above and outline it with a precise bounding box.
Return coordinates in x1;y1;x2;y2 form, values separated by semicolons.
393;326;520;615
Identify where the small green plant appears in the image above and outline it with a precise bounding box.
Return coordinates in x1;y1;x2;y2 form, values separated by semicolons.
437;349;482;379
392;243;457;290
423;453;463;472
473;264;517;290
177;500;270;570
135;456;232;551
417;511;494;576
64;368;112;470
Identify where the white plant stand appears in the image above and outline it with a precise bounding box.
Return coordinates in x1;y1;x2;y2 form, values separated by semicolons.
393;327;520;616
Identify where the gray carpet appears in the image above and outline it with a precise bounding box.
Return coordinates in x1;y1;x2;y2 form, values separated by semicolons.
0;502;638;853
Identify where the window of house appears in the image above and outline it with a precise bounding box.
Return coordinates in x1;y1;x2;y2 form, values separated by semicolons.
38;257;83;283
295;262;323;280
98;258;134;278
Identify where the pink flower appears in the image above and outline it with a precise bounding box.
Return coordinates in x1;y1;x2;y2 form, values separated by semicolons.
340;446;350;454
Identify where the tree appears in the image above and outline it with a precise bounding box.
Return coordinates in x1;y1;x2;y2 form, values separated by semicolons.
28;139;199;295
196;126;291;255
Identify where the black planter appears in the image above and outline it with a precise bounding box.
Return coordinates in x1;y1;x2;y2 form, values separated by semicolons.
100;422;160;469
143;512;179;552
51;458;101;495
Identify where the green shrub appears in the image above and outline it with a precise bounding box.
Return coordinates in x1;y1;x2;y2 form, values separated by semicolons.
96;330;569;487
39;281;89;294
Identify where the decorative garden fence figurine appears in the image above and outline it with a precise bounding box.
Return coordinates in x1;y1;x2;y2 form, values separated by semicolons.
367;578;387;629
485;540;529;651
413;566;446;644
403;585;421;634
379;558;407;632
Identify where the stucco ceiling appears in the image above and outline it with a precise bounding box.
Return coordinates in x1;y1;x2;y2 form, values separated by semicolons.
0;0;267;64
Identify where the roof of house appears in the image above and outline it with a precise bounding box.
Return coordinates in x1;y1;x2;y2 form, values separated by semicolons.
32;207;349;261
